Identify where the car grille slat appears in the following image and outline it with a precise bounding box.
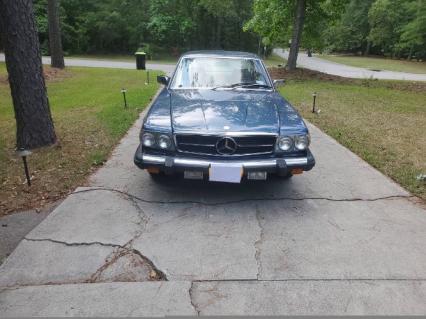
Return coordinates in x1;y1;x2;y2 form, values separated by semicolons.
175;134;276;156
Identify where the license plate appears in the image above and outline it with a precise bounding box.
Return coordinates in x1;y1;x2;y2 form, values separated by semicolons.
209;163;243;183
247;171;267;180
184;171;204;180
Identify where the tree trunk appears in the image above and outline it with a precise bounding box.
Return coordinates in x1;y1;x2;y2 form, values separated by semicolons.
407;45;413;60
0;0;57;150
216;17;222;49
286;0;306;70
364;40;371;55
47;0;65;69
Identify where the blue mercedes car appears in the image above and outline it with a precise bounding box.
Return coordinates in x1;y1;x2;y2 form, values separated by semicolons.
134;51;315;183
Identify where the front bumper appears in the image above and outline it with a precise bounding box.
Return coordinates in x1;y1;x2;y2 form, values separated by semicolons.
134;144;315;175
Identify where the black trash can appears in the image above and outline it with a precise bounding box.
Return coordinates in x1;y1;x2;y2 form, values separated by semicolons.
135;51;146;70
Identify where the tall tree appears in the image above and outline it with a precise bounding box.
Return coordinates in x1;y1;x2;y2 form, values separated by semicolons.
245;0;347;69
323;0;374;54
0;0;57;150
367;0;411;58
47;0;65;68
286;0;305;70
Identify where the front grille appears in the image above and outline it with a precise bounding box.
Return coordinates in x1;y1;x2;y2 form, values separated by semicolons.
175;134;276;156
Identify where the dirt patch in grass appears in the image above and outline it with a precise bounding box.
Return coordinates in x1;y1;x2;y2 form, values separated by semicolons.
269;67;353;83
0;65;160;216
43;67;72;82
269;67;426;93
0;66;71;84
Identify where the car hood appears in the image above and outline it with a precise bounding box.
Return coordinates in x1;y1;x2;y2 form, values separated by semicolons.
170;90;280;133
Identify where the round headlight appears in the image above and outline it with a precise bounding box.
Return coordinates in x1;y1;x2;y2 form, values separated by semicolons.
277;136;293;151
142;133;155;147
158;135;171;149
294;135;310;150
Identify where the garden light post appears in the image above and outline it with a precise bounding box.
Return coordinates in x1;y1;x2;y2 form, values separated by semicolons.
146;70;150;85
312;92;317;113
17;149;32;186
121;88;128;108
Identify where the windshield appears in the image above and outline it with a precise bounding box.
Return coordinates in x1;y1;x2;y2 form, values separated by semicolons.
170;57;271;89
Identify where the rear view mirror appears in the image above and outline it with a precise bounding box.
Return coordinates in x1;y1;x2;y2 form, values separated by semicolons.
273;79;285;87
157;75;170;85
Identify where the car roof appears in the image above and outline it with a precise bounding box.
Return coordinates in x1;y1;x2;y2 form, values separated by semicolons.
181;50;260;59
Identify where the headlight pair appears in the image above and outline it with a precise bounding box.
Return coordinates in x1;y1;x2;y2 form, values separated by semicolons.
142;132;173;150
276;134;310;152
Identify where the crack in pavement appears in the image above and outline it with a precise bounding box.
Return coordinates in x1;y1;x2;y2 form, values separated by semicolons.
127;195;150;231
87;246;167;283
23;237;122;249
254;204;264;280
190;278;426;282
23;237;167;283
71;187;415;206
189;281;201;316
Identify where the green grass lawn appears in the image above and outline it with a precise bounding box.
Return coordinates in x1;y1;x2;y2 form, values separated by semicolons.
279;79;426;200
319;54;426;74
0;63;160;215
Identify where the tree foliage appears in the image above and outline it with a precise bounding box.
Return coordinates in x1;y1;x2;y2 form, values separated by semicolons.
33;0;258;55
329;0;426;58
245;0;426;59
28;0;426;60
244;0;348;52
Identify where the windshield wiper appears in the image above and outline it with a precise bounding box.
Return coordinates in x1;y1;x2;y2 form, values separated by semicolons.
239;83;272;89
212;83;248;90
212;82;271;90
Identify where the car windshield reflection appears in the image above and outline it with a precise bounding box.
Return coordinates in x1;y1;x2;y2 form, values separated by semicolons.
170;57;272;90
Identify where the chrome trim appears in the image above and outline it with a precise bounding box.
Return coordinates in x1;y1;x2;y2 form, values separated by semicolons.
179;143;216;147
142;154;166;164
175;131;278;137
239;144;274;148
285;157;308;165
175;150;274;157
174;133;278;157
141;154;308;168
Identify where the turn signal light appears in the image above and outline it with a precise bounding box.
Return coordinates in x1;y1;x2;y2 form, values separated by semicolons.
291;168;304;175
147;167;160;174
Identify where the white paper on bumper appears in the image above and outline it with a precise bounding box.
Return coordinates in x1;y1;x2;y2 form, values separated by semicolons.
209;163;243;183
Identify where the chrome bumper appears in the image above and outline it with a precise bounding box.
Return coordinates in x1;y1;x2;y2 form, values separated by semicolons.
134;146;315;173
141;154;308;169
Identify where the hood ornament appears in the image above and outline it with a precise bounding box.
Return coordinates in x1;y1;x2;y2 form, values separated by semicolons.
216;137;237;155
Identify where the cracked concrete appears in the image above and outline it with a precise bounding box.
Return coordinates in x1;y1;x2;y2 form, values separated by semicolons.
0;235;166;287
254;204;265;280
191;280;426;315
87;247;166;283
0;282;195;317
131;201;259;281
1;105;425;315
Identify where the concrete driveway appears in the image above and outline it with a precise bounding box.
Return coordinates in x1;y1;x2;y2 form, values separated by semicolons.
273;49;426;81
1;96;425;316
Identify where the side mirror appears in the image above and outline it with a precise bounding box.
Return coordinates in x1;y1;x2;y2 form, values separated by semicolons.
157;75;170;86
273;79;285;88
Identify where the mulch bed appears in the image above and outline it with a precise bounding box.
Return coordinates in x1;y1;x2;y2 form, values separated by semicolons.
268;66;426;93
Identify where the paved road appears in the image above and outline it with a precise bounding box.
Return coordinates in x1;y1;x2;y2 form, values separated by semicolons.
0;53;176;75
273;48;426;81
1;92;425;316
